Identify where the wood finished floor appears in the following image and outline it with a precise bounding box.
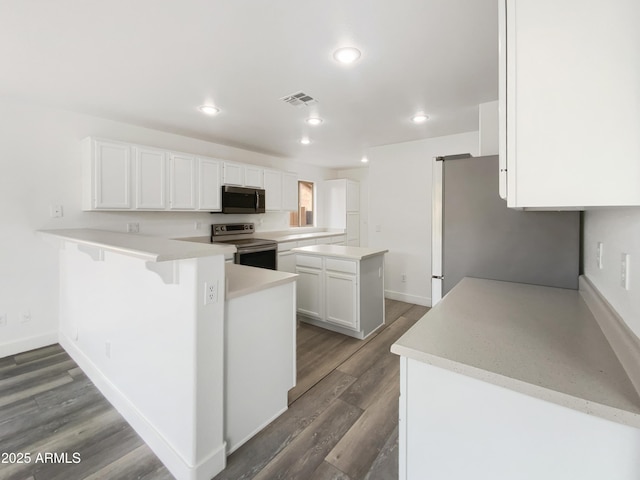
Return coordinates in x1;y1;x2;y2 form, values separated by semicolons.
215;299;429;480
0;299;428;480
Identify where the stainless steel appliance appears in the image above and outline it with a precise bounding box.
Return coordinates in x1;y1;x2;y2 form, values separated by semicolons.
431;154;580;304
221;186;266;214
211;223;277;270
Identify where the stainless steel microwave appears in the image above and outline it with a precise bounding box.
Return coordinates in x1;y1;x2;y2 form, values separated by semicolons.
221;186;266;214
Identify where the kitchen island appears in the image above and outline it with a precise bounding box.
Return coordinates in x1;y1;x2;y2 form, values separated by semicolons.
38;229;296;480
391;277;640;480
292;244;388;339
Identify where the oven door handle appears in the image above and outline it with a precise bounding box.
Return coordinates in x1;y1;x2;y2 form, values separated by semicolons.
237;244;277;254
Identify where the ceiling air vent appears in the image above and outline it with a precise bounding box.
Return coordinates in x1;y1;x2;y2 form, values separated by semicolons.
280;91;318;107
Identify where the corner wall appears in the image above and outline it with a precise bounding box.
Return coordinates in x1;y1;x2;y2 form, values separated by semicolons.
366;131;479;306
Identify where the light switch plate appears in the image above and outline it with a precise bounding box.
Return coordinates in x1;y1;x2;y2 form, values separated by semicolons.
596;242;603;269
621;253;631;290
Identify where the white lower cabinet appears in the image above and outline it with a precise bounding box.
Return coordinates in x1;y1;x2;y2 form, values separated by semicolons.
325;270;358;330
295;250;385;339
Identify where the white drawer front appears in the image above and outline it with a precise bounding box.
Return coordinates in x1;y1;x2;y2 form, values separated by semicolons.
278;241;298;252
325;258;357;274
296;254;322;269
297;239;317;247
331;235;347;244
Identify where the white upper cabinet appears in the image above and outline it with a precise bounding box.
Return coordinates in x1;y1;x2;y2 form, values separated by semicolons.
282;172;298;212
82;137;296;212
168;152;196;210
197;157;221;211
222;162;244;186
244;165;264;188
83;138;132;210
133;146;166;210
500;0;640;208
264;169;283;211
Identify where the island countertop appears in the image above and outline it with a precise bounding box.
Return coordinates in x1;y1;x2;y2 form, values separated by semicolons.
292;244;388;260
225;263;297;300
391;277;640;428
39;228;236;262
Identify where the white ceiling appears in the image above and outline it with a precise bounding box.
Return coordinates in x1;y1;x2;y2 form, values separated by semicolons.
0;0;498;169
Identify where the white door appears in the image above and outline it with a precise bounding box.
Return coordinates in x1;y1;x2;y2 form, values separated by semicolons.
223;162;244;186
325;271;358;330
134;146;166;210
94;140;131;209
244;166;264;188
169;153;196;210
295;266;323;319
264;170;283;211
282;173;298;212
198;158;221;211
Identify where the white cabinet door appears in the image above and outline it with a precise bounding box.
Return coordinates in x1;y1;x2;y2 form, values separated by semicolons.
282;172;298;212
295;266;323;319
169;153;196;210
501;0;640;208
198;157;221;211
244;166;264;188
133;146;166;210
346;212;360;246
264;169;283;211
277;251;296;273
93;140;132;209
346;180;360;212
325;271;358;330
223;162;244;186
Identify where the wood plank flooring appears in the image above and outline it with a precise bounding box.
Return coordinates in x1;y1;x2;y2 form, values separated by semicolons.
215;299;429;480
0;299;428;480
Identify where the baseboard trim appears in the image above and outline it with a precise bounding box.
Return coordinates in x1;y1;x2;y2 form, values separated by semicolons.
59;333;226;480
0;332;58;358
580;275;640;398
385;290;431;307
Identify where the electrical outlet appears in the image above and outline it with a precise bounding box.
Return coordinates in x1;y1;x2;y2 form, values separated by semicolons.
621;253;631;290
596;242;604;269
127;222;139;233
205;281;218;305
0;313;6;327
105;341;111;359
20;311;31;323
50;205;63;218
401;274;407;283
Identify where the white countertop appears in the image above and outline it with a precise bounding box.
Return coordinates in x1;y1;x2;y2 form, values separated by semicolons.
39;229;236;262
257;230;345;242
225;263;297;300
391;277;640;428
292;244;388;260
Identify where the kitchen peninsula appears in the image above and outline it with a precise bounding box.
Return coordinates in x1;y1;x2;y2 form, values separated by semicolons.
38;229;297;480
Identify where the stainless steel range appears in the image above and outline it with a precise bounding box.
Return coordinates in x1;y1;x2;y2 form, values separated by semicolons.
211;223;277;270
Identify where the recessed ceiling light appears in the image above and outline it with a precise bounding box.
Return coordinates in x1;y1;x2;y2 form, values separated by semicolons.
361;156;369;163
333;47;361;64
412;113;430;124
306;117;323;126
198;105;220;115
300;137;311;145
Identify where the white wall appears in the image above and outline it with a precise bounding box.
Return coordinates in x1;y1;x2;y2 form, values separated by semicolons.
0;97;334;356
366;132;479;306
583;208;640;338
335;167;369;247
479;100;499;156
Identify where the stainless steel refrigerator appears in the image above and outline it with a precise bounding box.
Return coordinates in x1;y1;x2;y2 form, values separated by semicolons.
431;154;580;304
